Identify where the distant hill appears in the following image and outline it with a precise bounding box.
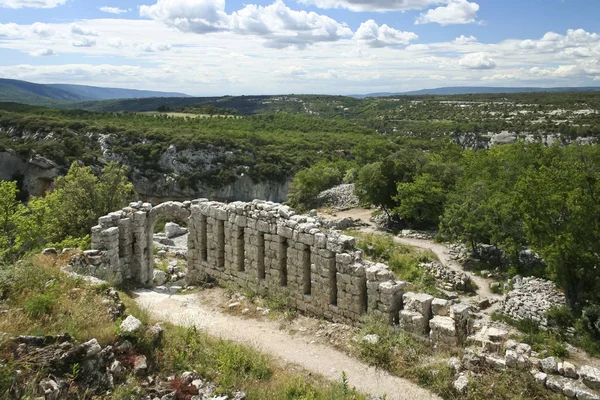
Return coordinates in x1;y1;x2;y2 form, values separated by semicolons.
48;83;190;100
0;78;190;106
357;86;600;97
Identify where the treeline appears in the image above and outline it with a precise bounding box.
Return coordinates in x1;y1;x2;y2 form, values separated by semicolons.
289;141;600;313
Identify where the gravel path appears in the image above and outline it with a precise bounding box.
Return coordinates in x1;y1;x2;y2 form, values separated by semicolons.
134;289;440;400
319;208;501;302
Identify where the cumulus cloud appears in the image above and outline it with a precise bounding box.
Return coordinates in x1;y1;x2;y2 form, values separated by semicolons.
0;0;66;8
70;23;99;36
140;0;352;48
529;65;579;78
297;0;445;12
518;29;600;54
354;19;418;47
72;37;97;47
137;42;172;52
452;34;477;45
29;48;56;56
139;0;229;33
416;0;479;26
0;23;21;38
107;38;125;48
459;52;496;69
31;22;55;37
99;6;129;14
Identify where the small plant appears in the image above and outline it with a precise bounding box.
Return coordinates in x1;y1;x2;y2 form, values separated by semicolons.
169;376;199;400
23;292;57;318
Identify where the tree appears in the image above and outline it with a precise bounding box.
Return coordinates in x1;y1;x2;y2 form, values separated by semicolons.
394;173;445;227
517;149;600;312
0;181;24;262
287;162;345;211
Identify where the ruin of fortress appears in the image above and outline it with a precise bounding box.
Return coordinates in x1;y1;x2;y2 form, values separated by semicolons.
83;199;471;348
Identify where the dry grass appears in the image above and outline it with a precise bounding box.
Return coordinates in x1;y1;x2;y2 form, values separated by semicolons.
0;253;116;344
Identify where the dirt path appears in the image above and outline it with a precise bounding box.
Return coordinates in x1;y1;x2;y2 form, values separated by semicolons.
320;208;501;302
134;289;440;400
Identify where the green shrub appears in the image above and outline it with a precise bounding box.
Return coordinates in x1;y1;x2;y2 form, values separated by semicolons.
23;292;57;317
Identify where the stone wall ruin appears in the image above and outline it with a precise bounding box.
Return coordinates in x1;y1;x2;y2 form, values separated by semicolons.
89;199;473;344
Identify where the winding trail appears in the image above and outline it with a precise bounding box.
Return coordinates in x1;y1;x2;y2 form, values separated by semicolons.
322;208;501;302
134;289;440;400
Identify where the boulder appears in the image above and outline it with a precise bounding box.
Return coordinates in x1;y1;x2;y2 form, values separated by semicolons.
540;357;560;375
165;222;188;238
153;269;168;286
431;298;450;316
580;365;600;390
563;361;578;379
120;315;143;334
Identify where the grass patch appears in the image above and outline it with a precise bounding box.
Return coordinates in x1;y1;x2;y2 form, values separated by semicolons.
345;230;443;297
356;315;562;400
0;254;117;344
1;255;365;400
490;313;569;358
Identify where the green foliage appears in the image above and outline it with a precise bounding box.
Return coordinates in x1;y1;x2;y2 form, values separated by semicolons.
581;304;600;340
23;292;58;318
348;231;442;296
287;161;347;211
394;173;445;227
0;162;134;260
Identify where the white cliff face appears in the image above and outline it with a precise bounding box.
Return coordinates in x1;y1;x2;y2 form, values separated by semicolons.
0;150;61;196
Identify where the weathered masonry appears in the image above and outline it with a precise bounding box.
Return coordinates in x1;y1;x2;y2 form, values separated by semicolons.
88;199;472;344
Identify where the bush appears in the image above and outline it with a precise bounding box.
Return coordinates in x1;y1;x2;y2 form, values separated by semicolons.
287;162;346;211
581;304;600;339
23;292;57;318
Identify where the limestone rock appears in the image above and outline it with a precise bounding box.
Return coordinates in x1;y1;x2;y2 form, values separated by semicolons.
165;222;189;238
431;298;450;316
453;373;469;394
153;269;168;286
540;357;560;375
580;365;600;390
562;361;578;379
133;355;148;376
363;334;379;345
120;315;143;334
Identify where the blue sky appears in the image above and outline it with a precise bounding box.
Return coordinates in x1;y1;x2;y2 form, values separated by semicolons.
0;0;599;95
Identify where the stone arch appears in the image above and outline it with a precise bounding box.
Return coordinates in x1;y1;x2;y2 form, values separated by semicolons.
143;201;191;286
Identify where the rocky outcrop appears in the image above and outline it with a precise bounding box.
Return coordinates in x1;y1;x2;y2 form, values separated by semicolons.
0;149;61;196
500;276;566;328
317;184;360;209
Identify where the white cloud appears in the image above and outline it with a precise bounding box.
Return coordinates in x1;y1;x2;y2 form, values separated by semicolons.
354;19;418;47
0;23;21;38
31;22;55;37
517;29;600;53
274;65;307;76
29;48;56;56
72;37;97;47
139;0;229;33
140;0;352;48
137;42;172;52
70;23;99;36
481;74;517;81
415;0;479;26
452;34;477;45
297;0;445;12
0;0;66;8
529;65;579;78
459;52;496;69
107;38;125;48
429;74;446;80
99;6;129;14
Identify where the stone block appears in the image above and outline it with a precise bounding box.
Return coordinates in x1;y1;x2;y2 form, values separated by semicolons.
403;292;434;318
432;298;450;316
